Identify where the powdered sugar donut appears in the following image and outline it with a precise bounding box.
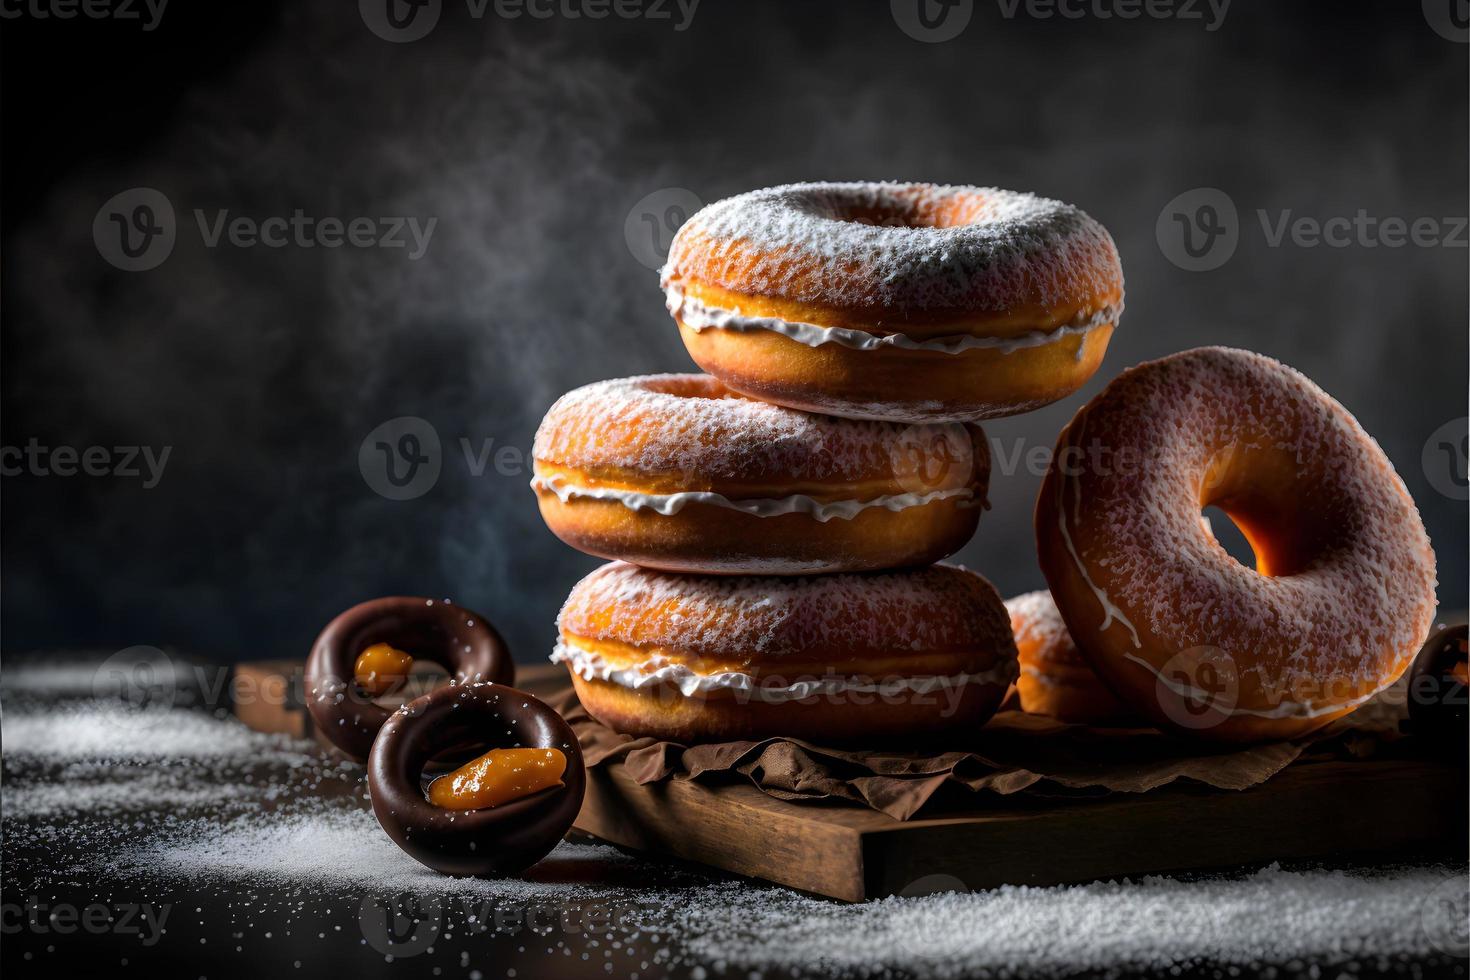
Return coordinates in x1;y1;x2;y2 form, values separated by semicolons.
663;181;1124;423
1035;347;1437;742
532;374;989;575
1005;590;1135;726
554;561;1018;743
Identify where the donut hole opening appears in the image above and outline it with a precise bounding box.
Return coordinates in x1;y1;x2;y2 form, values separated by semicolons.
640;375;745;402
1202;506;1258;570
355;656;450;708
1200;445;1322;578
816;190;986;229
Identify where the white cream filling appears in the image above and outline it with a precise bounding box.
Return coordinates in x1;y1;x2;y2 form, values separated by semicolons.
551;640;1018;704
665;283;1120;358
531;474;973;523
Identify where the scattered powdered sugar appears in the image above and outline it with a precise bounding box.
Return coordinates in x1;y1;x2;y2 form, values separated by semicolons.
663;181;1123;316
3;772;258;819
532;373;979;487
92;803;1470;978
1044;346;1438;705
83;791;1470;978
557;561;1016;664
2;700;311;763
2;683;1464;978
673;864;1469;978
126;806;635;901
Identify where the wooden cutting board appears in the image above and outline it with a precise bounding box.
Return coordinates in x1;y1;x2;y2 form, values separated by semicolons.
229;661;1467;902
573;755;1467;901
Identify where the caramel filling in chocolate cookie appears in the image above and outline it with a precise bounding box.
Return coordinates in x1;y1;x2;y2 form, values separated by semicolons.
353;642;415;697
427;748;567;810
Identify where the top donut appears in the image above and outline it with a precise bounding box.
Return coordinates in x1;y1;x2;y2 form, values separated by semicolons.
663;181;1124;423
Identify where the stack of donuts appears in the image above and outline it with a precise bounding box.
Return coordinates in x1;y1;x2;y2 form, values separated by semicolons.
535;180;1437;745
533;181;1124;742
294;181;1438;885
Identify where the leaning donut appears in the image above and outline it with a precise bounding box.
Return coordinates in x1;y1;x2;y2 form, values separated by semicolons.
306;597;515;760
554;561;1018;743
532;374;989;575
1035;347;1437;742
1005;590;1135;726
663;181;1124;423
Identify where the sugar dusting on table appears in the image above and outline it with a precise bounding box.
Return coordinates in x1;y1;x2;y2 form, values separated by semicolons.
3;662;1466;978
3;700;308;762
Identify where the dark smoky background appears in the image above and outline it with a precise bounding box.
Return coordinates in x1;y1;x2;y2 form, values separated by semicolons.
2;1;1465;664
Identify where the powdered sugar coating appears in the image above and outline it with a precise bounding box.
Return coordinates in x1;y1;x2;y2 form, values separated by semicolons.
558;561;1017;666
663;181;1122;317
533;373;982;489
1005;590;1080;668
1045;347;1436;709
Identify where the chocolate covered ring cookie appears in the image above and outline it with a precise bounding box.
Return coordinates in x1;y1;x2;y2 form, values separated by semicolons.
306;597;514;760
368;683;586;877
1407;624;1469;749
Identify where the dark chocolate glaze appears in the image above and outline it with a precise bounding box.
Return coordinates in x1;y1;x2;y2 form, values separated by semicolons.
367;682;585;877
1407;623;1469;750
305;597;514;760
